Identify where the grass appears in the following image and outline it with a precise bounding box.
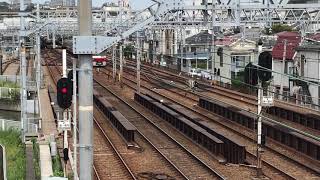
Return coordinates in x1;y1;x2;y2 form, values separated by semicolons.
0;80;20;88
52;153;64;177
0;80;20;100
0;129;26;180
32;138;41;180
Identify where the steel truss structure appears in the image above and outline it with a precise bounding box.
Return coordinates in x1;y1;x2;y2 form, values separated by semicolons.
1;0;320;50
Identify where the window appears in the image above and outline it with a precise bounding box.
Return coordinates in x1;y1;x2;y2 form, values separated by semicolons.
284;61;288;74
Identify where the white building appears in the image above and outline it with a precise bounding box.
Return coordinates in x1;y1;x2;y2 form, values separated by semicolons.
271;31;301;96
295;40;320;107
50;0;75;7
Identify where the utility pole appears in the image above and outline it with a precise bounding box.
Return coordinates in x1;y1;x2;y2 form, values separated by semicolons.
112;45;116;82
257;82;263;177
36;4;41;90
72;57;78;180
136;31;141;93
119;42;123;86
62;49;69;178
256;41;264;177
78;0;93;179
211;1;216;81
20;0;28;142
52;31;56;49
280;39;287;100
0;54;2;75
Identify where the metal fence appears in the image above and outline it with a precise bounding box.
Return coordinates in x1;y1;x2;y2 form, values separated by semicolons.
0;87;20;99
215;80;320;111
0;75;20;84
0;144;6;180
0;119;38;134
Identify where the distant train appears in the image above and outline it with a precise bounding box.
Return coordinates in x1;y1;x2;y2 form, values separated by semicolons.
92;55;108;67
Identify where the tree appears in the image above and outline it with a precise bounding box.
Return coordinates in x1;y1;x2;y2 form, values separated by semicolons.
265;24;294;35
124;44;134;60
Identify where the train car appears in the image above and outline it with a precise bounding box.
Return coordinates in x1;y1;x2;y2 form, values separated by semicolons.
92;55;107;67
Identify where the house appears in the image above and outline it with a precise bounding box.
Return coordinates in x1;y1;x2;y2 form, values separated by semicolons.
271;31;301;96
295;40;320;107
177;31;257;83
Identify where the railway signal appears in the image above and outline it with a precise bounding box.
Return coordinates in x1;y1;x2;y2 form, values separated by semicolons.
217;47;223;56
63;148;69;162
258;51;272;82
217;47;223;66
244;62;258;86
57;77;72;109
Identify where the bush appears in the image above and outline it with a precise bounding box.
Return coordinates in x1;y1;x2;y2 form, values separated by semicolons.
32;138;41;180
265;24;294;34
52;154;64;177
0;130;26;180
0;80;20;88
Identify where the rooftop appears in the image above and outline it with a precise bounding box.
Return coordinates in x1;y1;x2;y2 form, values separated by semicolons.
185;31;237;46
272;31;301;60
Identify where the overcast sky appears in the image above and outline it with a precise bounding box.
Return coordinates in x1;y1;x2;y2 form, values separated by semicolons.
31;0;153;9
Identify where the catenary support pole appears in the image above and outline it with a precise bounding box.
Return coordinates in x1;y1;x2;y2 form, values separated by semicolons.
53;31;56;49
78;0;93;179
112;46;116;82
280;39;287;100
62;49;68;178
72;57;78;180
119;43;123;86
211;2;216;81
0;55;2;75
35;3;42;127
256;42;263;177
257;82;262;176
20;0;27;142
137;31;141;93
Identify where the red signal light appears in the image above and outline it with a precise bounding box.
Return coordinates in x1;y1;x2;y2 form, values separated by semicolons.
62;87;67;94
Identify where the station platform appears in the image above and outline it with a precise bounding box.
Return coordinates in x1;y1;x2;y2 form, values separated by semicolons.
39;66;58;139
39;88;57;136
39;143;53;179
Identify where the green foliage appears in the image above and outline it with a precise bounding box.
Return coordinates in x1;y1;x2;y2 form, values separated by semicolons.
52;154;64;177
231;71;246;89
191;61;208;69
124;45;134;59
32;138;41;180
0;130;26;180
0;80;20;88
265;24;294;35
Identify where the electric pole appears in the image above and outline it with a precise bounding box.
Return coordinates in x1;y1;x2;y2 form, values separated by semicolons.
137;31;141;93
20;0;28;142
280;39;287;100
78;0;93;179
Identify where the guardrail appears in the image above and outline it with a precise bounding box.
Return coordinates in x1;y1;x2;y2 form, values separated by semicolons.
0;119;38;134
0;144;7;180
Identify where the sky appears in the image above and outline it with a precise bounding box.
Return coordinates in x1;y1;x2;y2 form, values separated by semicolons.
29;0;153;9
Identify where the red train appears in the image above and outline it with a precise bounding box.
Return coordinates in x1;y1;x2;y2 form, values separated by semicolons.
92;56;107;67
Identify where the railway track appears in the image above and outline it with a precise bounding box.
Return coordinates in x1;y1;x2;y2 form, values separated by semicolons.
45;48;319;179
94;77;226;179
93;97;188;179
93;115;136;180
2;59;20;75
44;50;189;179
124;60;320;137
99;66;319;179
43;50;121;179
